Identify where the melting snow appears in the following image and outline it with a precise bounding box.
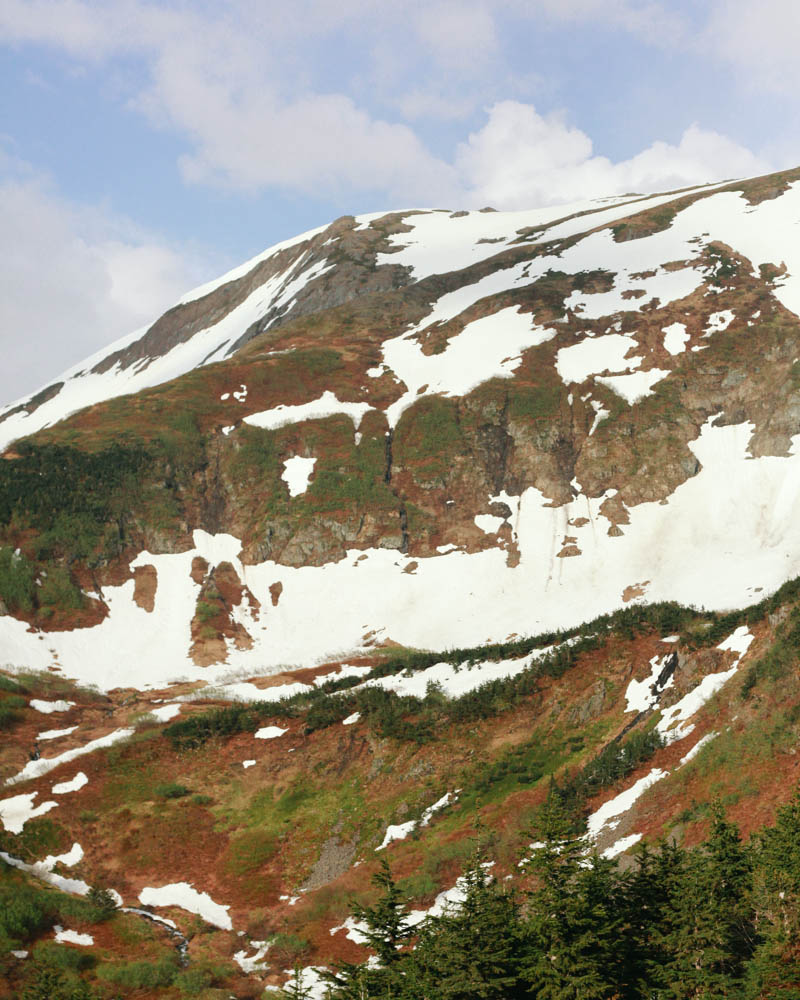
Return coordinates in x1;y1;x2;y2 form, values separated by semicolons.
0;405;793;695
657;627;753;743
149;703;182;722
625;654;675;713
0;792;58;833
680;731;719;765
586;769;668;839
662;322;689;354
30;699;74;714
0;842;89;896
377;791;455;850
255;726;288;739
555;334;640;385
54;926;93;946
282;456;317;497
52;772;88;795
37;726;78;741
602;833;642;859
234;940;271;973
704;310;735;336
138;883;232;930
342;712;361;725
383;306;556;427
243;391;370;434
596;368;670;404
6;729;134;786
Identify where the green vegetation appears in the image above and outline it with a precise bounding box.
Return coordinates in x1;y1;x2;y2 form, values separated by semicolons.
153;782;191;799
0;545;35;611
165;575;800;755
0;441;147;562
321;790;800;999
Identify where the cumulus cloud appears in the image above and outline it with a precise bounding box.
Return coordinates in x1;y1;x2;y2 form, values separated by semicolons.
456;101;769;209
0;155;217;406
0;0;698;203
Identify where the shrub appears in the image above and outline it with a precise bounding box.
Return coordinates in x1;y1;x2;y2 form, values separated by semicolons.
97;955;178;988
154;782;190;799
38;566;83;612
85;886;118;921
0;547;35;612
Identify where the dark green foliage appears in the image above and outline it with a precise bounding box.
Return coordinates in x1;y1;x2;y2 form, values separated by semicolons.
22;967;100;1000
31;939;94;973
323;791;800;999
0;545;35;611
411;855;523;999
38;565;84;612
85;886;118;921
153;781;191;799
0;441;147;561
0;691;26;730
164;702;259;749
96;954;179;988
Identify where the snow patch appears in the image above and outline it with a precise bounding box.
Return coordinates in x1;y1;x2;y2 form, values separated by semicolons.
680;731;719;765
282;456;317;497
586;769;668;839
555;334;641;385
138;883;232;930
52;772;88;795
30;699;74;714
662;322;689;354
37;726;78;741
6;729;134;786
54;926;93;946
255;726;288;740
596;368;670;403
0;792;58;833
244;391;370;434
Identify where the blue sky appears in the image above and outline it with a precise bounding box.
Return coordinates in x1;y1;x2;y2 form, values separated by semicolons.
1;0;800;404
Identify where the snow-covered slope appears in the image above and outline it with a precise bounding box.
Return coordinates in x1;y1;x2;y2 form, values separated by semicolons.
0;183;726;452
3;168;800;692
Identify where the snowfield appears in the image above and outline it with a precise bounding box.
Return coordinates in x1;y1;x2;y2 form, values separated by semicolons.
2;178;800;690
0;417;795;693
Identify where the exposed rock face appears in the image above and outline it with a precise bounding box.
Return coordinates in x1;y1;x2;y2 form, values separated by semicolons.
5;167;800;682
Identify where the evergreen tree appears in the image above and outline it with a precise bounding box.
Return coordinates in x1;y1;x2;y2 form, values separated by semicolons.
520;792;626;999
746;788;800;998
623;839;688;997
279;963;316;1000
322;858;411;999
408;852;523;999
661;804;755;997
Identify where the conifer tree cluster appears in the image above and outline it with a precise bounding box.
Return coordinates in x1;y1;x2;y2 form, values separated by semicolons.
298;790;800;1000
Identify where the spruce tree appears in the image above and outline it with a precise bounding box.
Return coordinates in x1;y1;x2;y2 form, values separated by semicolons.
746;787;800;998
661;804;755;997
520;791;625;999
408;852;523;999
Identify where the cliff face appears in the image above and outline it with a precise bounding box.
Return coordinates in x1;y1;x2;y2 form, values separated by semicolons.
3;169;800;686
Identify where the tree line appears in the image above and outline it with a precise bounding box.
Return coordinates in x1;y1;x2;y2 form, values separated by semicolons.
284;790;800;1000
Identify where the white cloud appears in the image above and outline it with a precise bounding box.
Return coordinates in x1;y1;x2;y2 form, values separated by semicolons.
702;0;800;95
413;2;499;71
456;102;769;209
0;155;217;406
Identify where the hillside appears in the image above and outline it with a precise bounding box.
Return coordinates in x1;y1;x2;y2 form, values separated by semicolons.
2;167;800;997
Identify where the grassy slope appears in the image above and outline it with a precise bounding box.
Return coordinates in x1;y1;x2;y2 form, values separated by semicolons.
2;580;800;995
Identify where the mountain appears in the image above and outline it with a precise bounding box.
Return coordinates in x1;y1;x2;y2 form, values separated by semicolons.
2;167;800;997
